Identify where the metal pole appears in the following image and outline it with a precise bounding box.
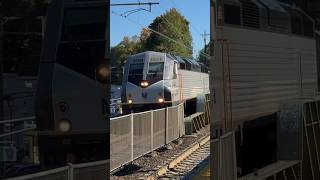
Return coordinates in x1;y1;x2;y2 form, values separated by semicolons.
150;111;153;150
0;128;36;138
177;105;180;137
130;113;134;160
0;116;35;124
165;107;168;144
204;30;207;48
68;163;74;180
110;2;159;6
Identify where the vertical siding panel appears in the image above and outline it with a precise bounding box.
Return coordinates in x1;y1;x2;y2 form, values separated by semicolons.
222;27;317;123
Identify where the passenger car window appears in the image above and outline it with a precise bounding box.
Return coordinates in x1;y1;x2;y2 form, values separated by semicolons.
128;63;144;85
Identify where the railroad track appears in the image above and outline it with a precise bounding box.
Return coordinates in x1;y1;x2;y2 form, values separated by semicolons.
157;141;210;180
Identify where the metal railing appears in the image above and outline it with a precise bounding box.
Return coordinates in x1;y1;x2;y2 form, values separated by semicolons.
110;103;185;171
4;160;109;180
0;116;36;138
1;102;189;176
212;131;237;180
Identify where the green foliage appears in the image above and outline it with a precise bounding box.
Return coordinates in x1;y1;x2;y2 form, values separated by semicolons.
110;35;142;84
144;8;193;57
111;36;139;67
110;28;153;84
110;8;194;84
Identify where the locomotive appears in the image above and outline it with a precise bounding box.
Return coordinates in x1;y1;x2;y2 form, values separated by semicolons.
121;51;210;114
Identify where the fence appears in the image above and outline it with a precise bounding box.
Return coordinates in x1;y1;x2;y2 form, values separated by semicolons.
211;131;237;180
110;103;185;171
4;160;108;180
0;116;108;180
0;116;36;138
2;103;186;176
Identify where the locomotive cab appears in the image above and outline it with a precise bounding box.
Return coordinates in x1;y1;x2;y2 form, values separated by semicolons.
121;51;179;113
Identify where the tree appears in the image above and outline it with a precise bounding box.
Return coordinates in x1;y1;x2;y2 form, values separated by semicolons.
137;28;150;52
110;8;194;84
111;36;141;67
144;8;193;57
110;36;142;84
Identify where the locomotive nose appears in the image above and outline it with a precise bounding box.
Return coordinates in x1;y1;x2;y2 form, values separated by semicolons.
141;91;148;98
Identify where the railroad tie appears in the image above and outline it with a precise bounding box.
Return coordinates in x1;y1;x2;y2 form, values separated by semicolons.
157;141;210;179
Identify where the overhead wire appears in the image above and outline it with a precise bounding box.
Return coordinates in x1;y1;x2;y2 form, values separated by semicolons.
142;0;211;57
166;0;204;36
150;0;195;52
147;1;192;52
164;0;210;57
112;11;211;58
111;0;210;57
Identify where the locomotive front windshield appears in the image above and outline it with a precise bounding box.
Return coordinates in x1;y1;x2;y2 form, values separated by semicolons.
148;62;164;74
147;62;163;82
127;61;164;85
129;63;144;74
128;63;144;85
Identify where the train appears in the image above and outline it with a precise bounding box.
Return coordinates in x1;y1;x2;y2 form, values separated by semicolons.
35;0;109;168
121;51;210;114
212;0;318;125
211;0;320;177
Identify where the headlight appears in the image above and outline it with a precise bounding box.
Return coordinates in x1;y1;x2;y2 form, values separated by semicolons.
58;119;72;133
158;98;164;103
140;81;149;87
128;99;133;104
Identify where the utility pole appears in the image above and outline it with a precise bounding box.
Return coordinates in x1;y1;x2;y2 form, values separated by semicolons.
201;30;210;66
201;30;210;50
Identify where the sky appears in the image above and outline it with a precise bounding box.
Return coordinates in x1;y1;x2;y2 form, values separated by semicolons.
110;0;210;58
